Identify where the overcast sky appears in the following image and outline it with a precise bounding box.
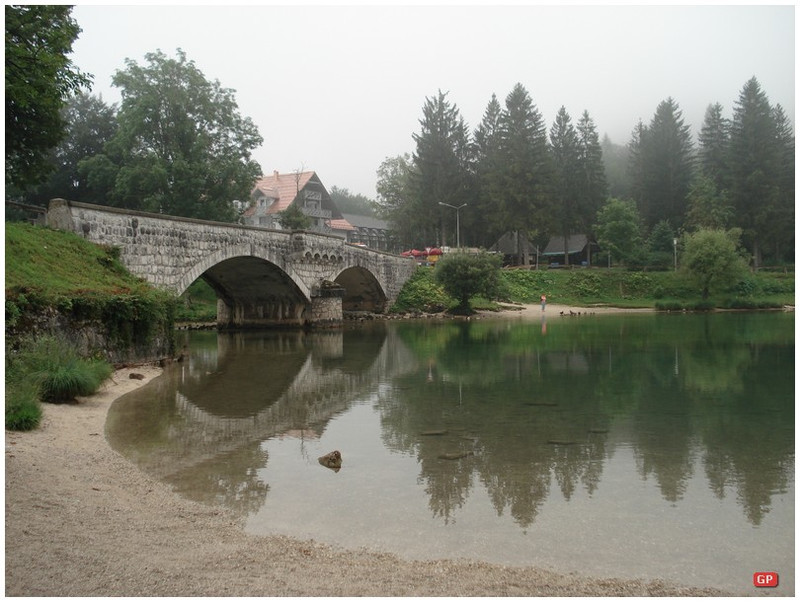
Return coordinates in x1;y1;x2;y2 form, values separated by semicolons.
68;3;795;199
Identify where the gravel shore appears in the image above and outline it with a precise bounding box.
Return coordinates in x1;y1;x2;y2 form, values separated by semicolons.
6;305;732;596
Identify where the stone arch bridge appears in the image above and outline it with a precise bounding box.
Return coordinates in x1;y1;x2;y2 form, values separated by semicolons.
46;199;416;328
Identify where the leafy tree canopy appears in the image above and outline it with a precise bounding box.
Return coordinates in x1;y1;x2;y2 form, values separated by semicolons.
5;5;92;190
82;49;263;221
594;197;643;266
21;92;117;207
684;174;733;231
376;153;418;245
277;202;311;230
681;228;748;299
329;186;377;216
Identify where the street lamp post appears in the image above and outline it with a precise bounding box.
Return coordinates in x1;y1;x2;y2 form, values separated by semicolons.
673;238;678;271
438;202;467;248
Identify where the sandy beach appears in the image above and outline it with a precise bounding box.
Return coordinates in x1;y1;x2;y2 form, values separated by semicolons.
481;302;654;320
6;304;730;597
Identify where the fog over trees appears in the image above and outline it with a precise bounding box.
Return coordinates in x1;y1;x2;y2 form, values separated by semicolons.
376;78;793;267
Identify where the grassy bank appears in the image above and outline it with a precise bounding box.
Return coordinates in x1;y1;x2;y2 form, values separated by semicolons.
6;222;176;345
5;222;177;430
390;265;794;313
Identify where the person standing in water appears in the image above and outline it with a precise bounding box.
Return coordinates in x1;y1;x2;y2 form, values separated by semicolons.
541;294;546;312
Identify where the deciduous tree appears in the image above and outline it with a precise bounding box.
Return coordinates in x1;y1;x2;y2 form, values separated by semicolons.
684;174;733;231
81;49;263;221
434;251;502;314
681;229;748;299
329;186;377;216
375;153;418;247
594;197;643;266
277;203;311;230
5;5;91;190
23;92;118;207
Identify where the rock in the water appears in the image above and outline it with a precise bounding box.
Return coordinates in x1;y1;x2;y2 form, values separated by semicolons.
318;450;342;472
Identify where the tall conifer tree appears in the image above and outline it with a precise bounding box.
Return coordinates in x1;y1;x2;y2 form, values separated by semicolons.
550;106;580;264
728;77;779;266
575;110;607;264
769;103;795;262
496;83;553;264
635;98;694;231
472;94;505;248
410;90;472;247
698;103;730;192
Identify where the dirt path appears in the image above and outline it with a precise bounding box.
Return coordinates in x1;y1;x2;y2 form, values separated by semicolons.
6;317;730;596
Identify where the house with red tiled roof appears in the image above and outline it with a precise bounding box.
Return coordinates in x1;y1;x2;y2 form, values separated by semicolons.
241;170;355;237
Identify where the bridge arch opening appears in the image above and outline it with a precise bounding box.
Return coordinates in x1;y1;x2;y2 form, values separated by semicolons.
199;256;312;328
335;266;388;313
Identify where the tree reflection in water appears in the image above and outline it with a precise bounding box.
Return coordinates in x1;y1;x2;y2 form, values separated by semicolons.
380;313;793;528
108;313;793;532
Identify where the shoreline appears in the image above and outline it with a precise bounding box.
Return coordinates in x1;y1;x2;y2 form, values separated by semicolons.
6;310;732;596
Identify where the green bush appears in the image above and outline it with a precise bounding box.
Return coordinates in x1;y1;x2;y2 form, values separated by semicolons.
655;300;686;311
390;267;452;313
622;272;654;296
734;276;760;297
434;252;502;313
8;335;113;407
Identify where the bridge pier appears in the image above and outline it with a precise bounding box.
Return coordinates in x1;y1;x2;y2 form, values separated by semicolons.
215;281;345;330
307;281;345;329
216;298;305;329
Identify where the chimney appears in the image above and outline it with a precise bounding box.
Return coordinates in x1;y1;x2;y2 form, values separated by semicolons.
273;170;279;180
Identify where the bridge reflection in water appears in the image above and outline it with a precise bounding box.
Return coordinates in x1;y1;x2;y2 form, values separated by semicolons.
107;314;794;594
107;325;417;515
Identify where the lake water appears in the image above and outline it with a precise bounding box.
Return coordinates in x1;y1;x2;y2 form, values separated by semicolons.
106;312;795;595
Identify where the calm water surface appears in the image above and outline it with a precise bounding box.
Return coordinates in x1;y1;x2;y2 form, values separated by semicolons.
107;312;794;595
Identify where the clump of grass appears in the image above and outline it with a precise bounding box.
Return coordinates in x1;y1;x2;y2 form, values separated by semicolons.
13;336;113;403
5;377;42;431
5;336;114;430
